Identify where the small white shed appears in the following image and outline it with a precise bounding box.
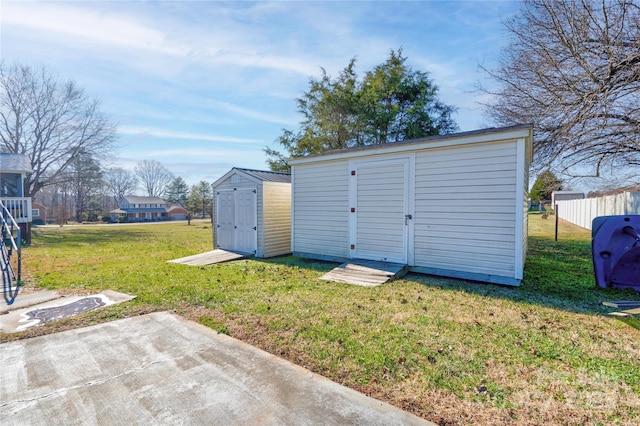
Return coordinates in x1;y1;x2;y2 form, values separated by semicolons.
289;124;533;286
551;191;585;207
212;168;291;258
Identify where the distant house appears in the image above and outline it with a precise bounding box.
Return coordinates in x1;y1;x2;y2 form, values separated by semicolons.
110;196;170;222
31;202;48;225
167;204;189;220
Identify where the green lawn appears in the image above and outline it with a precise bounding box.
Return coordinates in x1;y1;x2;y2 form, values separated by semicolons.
3;216;639;425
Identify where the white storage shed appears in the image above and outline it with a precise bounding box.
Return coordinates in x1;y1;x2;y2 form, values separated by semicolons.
212;168;291;258
289;124;533;286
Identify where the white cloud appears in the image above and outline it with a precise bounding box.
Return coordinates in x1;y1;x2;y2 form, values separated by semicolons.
207;100;295;126
2;2;322;77
2;2;185;56
118;126;262;144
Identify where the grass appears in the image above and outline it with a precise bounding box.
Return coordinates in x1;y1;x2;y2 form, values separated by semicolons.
2;216;640;425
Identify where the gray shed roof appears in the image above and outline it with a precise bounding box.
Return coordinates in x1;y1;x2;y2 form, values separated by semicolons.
0;153;33;173
235;168;291;183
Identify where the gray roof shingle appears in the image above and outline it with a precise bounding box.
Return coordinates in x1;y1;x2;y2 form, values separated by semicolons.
234;168;291;183
0;153;33;173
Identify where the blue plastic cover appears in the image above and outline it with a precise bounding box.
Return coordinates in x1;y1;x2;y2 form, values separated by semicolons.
592;215;640;291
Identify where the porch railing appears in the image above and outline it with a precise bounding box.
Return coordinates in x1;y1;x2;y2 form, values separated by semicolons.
0;197;32;224
1;199;22;305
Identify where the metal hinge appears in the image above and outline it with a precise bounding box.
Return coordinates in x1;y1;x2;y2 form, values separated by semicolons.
253;226;257;230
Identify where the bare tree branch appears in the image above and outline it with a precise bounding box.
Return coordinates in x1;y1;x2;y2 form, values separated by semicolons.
134;160;174;198
0;62;117;196
479;0;640;183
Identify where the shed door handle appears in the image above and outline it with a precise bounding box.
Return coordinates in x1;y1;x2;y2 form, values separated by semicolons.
405;214;412;225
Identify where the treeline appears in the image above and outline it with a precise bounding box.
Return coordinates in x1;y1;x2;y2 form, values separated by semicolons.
34;158;212;224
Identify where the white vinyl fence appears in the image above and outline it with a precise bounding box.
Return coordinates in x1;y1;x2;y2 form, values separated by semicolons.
555;192;640;230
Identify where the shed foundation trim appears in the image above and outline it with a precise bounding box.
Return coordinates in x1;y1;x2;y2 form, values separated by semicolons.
409;266;521;286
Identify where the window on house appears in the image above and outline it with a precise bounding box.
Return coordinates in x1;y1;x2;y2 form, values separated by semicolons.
0;173;21;197
32;209;40;217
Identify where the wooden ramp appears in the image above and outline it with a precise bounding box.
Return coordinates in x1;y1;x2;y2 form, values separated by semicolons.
320;259;408;287
168;249;252;266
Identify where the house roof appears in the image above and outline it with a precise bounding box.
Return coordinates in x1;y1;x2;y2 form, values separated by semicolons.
212;167;291;187
0;153;33;173
288;123;534;165
123;196;166;204
167;205;188;213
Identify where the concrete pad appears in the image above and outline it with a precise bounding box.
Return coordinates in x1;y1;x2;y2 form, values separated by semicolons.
0;312;432;425
0;289;60;315
0;290;136;333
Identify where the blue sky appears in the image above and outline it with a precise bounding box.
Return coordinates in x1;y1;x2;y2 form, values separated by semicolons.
1;0;520;186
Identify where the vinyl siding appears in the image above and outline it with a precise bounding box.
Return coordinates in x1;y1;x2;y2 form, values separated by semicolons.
292;160;349;258
261;182;291;257
212;172;292;258
522;138;532;271
290;126;532;285
413;141;518;278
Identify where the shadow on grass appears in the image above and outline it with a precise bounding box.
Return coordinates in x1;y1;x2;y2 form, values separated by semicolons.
250;255;339;274
250;241;640;317
30;227;152;246
403;235;640;316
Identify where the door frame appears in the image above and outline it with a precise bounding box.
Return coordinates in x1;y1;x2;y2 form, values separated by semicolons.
348;154;415;265
234;188;258;254
215;188;258;254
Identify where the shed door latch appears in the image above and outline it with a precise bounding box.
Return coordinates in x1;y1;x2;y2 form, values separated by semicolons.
405;214;412;225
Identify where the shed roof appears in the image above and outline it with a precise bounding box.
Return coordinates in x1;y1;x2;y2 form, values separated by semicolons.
288;124;533;165
237;168;291;183
212;167;291;187
0;153;33;173
552;191;585;195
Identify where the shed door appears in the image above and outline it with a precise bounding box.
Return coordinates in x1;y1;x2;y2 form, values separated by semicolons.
216;189;257;254
351;158;410;264
235;189;257;254
217;191;235;250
